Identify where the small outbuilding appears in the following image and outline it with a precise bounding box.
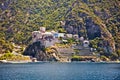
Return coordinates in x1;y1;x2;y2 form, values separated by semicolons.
73;34;79;39
58;33;65;38
83;40;89;47
80;37;84;41
66;34;73;38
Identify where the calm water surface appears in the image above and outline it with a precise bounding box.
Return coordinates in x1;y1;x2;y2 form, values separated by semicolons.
0;62;120;80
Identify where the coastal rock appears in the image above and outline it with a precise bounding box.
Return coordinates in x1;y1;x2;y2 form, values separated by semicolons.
23;41;63;61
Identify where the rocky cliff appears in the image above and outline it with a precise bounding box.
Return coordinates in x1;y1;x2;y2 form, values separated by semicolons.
23;41;63;61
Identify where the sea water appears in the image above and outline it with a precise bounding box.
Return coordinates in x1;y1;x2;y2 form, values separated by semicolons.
0;62;120;80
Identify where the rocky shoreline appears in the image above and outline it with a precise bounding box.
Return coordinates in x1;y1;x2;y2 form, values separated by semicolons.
0;60;32;64
0;59;120;64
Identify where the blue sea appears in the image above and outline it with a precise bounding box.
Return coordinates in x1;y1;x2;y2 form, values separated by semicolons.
0;62;120;80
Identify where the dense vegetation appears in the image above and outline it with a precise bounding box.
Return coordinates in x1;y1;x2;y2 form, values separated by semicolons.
0;0;120;60
0;52;30;61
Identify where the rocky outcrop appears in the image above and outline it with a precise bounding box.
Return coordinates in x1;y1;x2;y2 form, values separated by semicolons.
23;41;65;61
23;41;47;61
23;41;72;62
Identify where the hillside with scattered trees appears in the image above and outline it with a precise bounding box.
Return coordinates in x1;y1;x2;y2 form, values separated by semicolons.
0;0;120;60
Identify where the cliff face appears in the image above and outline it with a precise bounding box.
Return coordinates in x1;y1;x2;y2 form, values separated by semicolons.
0;0;120;58
63;0;120;53
23;41;62;61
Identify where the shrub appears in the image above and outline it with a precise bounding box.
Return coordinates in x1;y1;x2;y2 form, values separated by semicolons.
0;53;14;60
100;55;109;61
71;55;82;61
0;53;30;61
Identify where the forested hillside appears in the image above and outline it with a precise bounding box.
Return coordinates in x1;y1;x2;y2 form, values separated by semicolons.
0;0;120;58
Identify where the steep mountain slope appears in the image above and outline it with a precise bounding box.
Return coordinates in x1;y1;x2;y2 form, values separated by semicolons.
0;0;120;58
0;0;73;53
64;0;120;54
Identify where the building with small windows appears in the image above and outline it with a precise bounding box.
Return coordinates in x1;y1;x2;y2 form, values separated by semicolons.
32;31;42;42
32;27;60;47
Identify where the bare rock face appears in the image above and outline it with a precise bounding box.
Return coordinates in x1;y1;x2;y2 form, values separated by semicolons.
63;1;116;53
23;41;47;61
100;24;116;53
23;41;61;61
23;42;70;62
